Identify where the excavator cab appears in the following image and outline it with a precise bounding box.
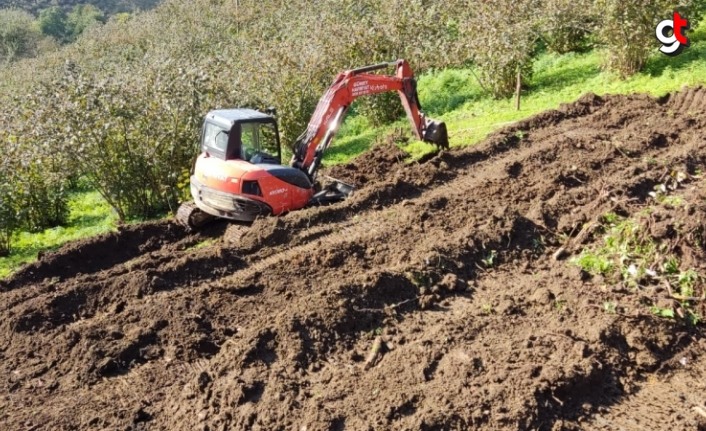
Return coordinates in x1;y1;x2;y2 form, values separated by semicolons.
200;109;281;164
185;108;321;225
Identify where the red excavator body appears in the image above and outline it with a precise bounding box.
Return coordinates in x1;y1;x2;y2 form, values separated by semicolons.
180;59;448;227
189;109;316;222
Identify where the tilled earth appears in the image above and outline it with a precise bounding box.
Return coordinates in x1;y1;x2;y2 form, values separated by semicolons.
1;88;706;431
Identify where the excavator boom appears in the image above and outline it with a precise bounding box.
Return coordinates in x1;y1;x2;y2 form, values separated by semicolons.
291;59;448;178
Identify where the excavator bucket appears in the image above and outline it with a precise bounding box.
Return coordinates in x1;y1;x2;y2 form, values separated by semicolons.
424;119;449;150
308;177;355;207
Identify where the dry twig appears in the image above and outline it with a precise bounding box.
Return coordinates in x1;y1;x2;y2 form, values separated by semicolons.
363;336;384;370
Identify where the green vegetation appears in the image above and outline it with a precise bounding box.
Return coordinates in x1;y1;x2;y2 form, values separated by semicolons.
0;4;105;65
572;177;704;325
0;0;159;15
481;250;498;268
594;0;698;76
0;1;157;64
330;21;706;160
0;8;43;63
37;4;104;43
0;191;117;278
574;214;658;286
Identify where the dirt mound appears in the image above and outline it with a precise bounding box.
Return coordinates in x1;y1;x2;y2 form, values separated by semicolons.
323;141;408;186
2;87;706;431
0;221;188;292
664;85;706;112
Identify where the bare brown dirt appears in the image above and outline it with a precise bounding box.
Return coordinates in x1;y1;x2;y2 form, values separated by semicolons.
2;87;706;431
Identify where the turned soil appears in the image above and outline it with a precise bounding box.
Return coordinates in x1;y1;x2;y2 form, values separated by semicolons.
2;87;706;431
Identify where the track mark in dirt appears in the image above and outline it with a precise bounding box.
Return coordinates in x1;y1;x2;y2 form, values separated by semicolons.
225;219;390;286
666;85;706;112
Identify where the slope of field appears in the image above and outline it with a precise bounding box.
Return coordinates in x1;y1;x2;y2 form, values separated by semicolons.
1;88;705;430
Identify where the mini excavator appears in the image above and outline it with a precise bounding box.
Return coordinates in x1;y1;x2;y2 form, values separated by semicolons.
176;59;448;229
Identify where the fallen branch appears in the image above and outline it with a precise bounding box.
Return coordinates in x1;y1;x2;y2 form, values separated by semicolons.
353;295;420;313
612;142;630;158
552;246;568;261
671;295;705;302
664;280;705;302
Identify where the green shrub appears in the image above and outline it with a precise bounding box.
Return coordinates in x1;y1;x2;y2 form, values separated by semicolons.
0;180;17;256
0;126;69;254
38;6;68;41
0;8;42;63
464;0;540;98
15;165;69;232
592;0;701;76
355;92;406;128
66;4;104;40
35;63;213;220
538;0;596;54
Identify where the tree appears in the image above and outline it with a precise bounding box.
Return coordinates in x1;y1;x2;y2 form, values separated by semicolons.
593;0;702;76
538;0;596;54
37;4;105;43
66;4;104;40
0;8;42;63
464;0;541;98
38;6;68;42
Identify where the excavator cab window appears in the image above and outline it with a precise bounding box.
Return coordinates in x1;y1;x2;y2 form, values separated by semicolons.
201;121;230;158
239;121;280;164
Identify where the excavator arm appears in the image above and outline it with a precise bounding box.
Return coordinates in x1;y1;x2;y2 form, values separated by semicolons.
291;59;448;178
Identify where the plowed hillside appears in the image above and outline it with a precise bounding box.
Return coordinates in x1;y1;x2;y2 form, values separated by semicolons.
2;88;706;431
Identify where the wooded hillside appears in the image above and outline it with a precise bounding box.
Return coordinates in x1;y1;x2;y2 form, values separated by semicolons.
0;0;159;14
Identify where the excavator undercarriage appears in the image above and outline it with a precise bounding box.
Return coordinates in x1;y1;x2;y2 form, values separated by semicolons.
176;178;355;230
175;202;216;231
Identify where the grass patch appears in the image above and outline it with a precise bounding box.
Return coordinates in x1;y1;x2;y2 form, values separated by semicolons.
325;128;379;164
0;190;118;279
416;68;483;115
574;214;658;286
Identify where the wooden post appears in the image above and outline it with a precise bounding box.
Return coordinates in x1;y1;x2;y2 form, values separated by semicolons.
515;69;521;111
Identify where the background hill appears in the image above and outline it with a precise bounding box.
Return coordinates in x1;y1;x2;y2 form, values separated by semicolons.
0;0;160;14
